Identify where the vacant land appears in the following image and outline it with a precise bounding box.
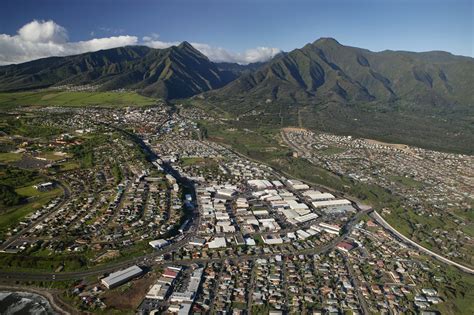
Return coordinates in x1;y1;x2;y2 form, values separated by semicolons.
103;273;157;312
0;90;157;108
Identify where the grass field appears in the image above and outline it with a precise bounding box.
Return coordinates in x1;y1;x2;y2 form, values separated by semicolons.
0;152;22;163
57;161;80;171
0;90;157;108
317;146;346;156
0;186;62;236
388;175;423;188
37;151;70;161
181;157;206;166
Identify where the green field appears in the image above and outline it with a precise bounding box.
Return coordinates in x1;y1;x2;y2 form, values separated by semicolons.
37;151;70;161
388;175;423;188
317;146;346;156
0;90;157;108
181;157;206;166
56;161;80;172
0;152;22;163
0;186;62;235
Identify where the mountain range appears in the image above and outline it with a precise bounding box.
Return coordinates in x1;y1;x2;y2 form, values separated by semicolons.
0;38;472;152
0;38;472;106
0;42;236;99
206;38;473;109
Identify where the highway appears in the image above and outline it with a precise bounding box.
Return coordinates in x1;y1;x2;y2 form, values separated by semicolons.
371;210;474;275
0;206;369;283
0;124;368;293
281;128;474;275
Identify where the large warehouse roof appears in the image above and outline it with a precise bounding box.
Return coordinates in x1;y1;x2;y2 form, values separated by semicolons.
102;265;143;288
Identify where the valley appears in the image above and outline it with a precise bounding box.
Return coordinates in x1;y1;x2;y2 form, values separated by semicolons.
0;33;472;315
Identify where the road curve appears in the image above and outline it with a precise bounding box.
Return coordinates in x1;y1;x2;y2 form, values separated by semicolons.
371;210;474;275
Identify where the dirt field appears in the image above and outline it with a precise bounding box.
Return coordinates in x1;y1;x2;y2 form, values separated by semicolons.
103;272;157;311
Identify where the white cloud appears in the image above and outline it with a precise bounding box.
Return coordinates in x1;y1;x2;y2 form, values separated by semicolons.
0;20;280;66
142;35;280;64
0;20;138;65
18;20;68;43
142;35;179;49
191;43;280;64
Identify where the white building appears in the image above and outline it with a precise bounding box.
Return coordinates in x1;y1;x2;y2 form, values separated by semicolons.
149;239;169;249
208;237;227;249
101;265;143;289
312;199;351;208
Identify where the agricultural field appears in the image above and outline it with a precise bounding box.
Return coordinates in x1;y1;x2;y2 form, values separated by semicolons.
0;90;157;108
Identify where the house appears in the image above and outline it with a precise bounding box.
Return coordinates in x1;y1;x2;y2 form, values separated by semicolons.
336;241;355;252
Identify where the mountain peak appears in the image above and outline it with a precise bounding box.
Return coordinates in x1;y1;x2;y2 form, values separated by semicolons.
0;41;236;99
179;41;194;49
313;37;341;46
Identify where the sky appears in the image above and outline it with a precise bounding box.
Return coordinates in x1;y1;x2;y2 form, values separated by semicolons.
0;0;472;65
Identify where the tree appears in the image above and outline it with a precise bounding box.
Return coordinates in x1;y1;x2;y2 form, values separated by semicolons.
0;184;22;206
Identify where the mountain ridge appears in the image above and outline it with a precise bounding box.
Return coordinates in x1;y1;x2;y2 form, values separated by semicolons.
0;38;472;152
204;37;473;111
198;38;473;154
0;43;236;99
0;38;472;105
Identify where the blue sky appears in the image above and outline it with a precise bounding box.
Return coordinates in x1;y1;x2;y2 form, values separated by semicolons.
0;0;472;64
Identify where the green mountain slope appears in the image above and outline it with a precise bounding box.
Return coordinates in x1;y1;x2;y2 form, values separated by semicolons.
206;38;473;109
202;38;474;153
0;38;472;152
0;42;236;99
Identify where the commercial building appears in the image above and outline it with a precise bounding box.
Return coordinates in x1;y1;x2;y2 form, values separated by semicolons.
208;237;227;249
311;199;352;209
188;237;206;246
101;265;143;289
336;241;355;252
262;234;284;245
146;283;171;300
319;222;341;234
34;182;54;191
149;239;169;249
302;190;335;201
248;179;274;190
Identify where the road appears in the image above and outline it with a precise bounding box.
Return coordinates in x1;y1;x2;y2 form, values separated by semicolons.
0;207;369;283
342;255;370;315
0;124;369;296
0;181;70;251
371;210;474;275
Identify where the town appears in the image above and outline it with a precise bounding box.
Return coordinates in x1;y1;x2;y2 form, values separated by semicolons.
0;103;472;315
